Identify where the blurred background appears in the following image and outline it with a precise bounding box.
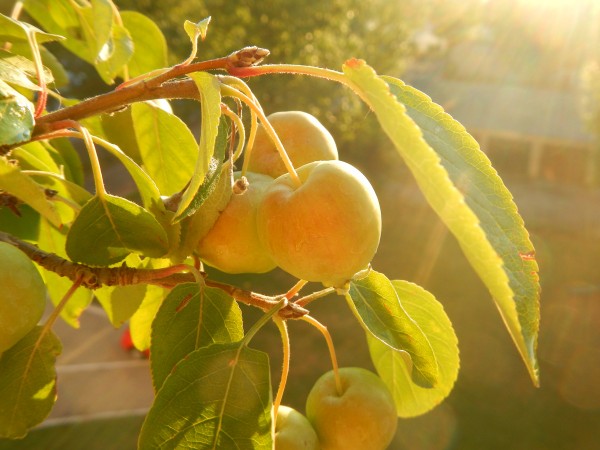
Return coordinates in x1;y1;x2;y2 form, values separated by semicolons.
1;0;599;449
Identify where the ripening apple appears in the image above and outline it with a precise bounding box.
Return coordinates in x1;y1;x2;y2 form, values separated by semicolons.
247;111;338;178
197;171;277;274
274;405;319;450
256;160;381;287
0;242;47;354
306;368;397;450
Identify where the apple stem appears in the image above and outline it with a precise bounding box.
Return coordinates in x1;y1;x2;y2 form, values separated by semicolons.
302;315;343;396
285;280;308;300
295;287;336;308
273;316;291;419
220;104;245;163
220;83;302;188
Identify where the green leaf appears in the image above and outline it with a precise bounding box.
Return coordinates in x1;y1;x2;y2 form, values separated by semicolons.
139;342;272;450
121;11;168;78
95;24;133;84
0;326;62;439
0;50;54;91
45;138;84;185
24;0;129;84
0;80;34;146
343;60;540;385
0;13;64;44
65;194;168;266
347;270;438;388
9;43;69;88
129;282;168;352
150;283;244;392
175;161;232;261
37;218;93;328
0;157;61;227
131;102;197;196
174;72;222;221
184;17;211;45
11;142;61;173
368;280;459;418
27;172;92;207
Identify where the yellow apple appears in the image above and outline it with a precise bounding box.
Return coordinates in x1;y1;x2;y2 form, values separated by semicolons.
256;160;381;287
275;405;320;450
306;368;397;450
247;111;338;178
0;242;47;354
197;171;277;274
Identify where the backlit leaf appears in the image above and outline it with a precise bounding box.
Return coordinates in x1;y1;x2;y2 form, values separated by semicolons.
368;280;459;418
343;60;540;385
347;270;438;388
150;283;244;391
0;13;64;44
121;11;168;77
139;342;272;449
0;157;61;227
174;72;222;221
184;17;211;45
0;327;62;438
37;218;93;328
0;50;54;90
132;102;197;196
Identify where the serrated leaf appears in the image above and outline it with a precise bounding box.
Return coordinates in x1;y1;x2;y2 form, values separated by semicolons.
368;280;459;418
0;327;62;438
132;102;197;196
150;283;244;391
66;194;168;266
0;50;54;91
38;218;93;328
184;17;211;45
342;60;539;384
347;270;438;388
139;342;272;450
0;13;64;44
0;80;34;146
121;11;168;78
0;157;61;227
175;72;222;221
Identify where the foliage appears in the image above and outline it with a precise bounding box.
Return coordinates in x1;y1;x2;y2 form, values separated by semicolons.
0;1;540;448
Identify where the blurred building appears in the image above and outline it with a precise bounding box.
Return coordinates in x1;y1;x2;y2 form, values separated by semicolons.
406;0;599;186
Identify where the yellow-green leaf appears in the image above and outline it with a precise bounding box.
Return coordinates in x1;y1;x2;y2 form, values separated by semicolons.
342;60;540;385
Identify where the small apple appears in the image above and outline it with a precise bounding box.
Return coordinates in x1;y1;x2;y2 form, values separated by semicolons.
256;160;381;287
306;367;397;450
197;171;277;274
247;111;338;178
0;242;47;354
275;405;320;450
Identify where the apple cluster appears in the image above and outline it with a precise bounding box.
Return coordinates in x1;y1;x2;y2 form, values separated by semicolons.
275;367;397;450
197;111;382;288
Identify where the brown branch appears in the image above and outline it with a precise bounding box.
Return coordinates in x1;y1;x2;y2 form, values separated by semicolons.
0;231;308;319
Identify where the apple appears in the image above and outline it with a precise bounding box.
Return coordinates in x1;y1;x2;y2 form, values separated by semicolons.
247;111;338;178
275;405;320;450
197;171;277;274
0;242;47;354
306;367;397;450
256;160;381;287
